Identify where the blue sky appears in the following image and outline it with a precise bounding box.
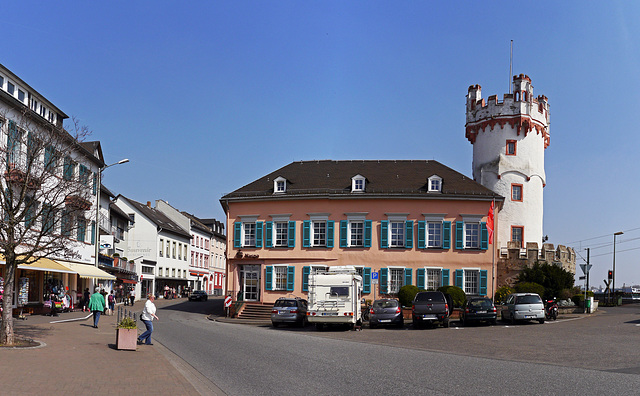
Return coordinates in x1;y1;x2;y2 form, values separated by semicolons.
4;2;640;287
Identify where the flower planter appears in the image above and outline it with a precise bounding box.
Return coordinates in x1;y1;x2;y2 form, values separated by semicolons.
116;328;138;351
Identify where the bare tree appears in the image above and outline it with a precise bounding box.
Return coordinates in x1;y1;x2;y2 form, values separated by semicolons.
1;106;97;345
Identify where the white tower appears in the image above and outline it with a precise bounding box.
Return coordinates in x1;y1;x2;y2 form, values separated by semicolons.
465;74;550;249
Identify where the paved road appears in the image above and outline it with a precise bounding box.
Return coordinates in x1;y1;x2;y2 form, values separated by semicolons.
153;299;640;395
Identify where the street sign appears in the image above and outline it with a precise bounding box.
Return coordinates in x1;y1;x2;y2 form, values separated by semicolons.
372;279;379;285
579;264;592;274
579;276;586;280
371;272;379;280
224;296;233;307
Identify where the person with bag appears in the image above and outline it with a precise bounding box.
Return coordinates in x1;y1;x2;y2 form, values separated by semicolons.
107;290;115;316
137;294;159;345
88;287;106;328
82;288;90;312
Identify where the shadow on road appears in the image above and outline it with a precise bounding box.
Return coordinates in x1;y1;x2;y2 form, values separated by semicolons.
158;297;225;316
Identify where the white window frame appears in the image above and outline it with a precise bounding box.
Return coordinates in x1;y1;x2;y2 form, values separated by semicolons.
387;215;407;248
461;268;480;295
388;267;405;294
462;215;482;249
309;214;328;247
425;267;442;291
239;216;259;247
351;174;366;193
273;176;286;194
428;175;442;192
346;213;367;247
270;214;291;248
273;265;288;291
424;214;445;248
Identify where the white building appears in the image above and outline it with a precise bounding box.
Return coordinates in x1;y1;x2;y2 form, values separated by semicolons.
201;218;226;296
465;74;550;249
113;196;191;299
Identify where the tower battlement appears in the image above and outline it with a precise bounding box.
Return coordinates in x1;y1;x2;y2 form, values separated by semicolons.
465;75;550;148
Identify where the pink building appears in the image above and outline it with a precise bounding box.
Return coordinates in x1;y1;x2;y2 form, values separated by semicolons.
220;160;502;305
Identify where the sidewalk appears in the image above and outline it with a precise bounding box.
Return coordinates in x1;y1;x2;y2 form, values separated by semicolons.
2;300;200;395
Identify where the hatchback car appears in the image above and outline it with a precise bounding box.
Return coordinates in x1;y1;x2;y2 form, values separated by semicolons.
188;290;208;301
460;297;497;326
369;299;404;329
271;297;308;327
501;293;545;324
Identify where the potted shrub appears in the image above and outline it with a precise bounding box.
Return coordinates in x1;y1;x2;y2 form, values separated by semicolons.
116;317;138;351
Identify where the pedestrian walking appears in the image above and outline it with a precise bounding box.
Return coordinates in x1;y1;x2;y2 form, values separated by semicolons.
129;288;135;306
107;290;115;315
82;288;90;312
138;294;159;345
88;287;106;328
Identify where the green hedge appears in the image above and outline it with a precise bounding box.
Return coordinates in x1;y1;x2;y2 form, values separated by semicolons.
398;285;422;308
438;285;466;308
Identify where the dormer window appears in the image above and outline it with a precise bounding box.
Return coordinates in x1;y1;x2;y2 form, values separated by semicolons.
428;175;442;193
351;174;366;193
274;176;287;194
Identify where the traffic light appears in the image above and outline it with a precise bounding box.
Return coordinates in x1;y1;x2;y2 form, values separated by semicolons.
608;270;613;280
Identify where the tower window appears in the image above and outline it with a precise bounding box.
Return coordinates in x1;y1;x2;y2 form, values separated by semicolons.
506;140;517;155
511;226;524;248
511;184;523;202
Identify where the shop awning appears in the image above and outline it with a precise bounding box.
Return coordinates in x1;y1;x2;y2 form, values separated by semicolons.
118;278;137;284
17;257;77;274
190;270;208;276
58;261;117;280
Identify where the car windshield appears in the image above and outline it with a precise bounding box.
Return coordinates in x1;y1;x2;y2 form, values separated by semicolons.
414;292;444;303
469;299;493;308
373;300;398;308
516;295;542;304
274;300;297;307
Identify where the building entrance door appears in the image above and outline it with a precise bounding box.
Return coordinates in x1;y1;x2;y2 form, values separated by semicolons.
240;265;260;301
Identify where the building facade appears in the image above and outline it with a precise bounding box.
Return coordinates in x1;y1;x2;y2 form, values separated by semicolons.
201;218;226;296
221;160;502;305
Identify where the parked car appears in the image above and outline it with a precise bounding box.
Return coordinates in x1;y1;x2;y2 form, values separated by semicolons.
501;293;545;324
188;290;208;301
271;297;308;327
369;299;404;329
412;291;451;328
460;297;497;326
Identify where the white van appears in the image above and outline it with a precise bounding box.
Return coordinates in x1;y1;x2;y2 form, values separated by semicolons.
306;266;363;330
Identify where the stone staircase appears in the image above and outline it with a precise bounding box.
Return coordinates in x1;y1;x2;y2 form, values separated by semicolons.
237;303;273;320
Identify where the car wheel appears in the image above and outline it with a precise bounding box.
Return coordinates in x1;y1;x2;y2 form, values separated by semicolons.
539;319;545;324
272;322;279;328
460;317;466;327
443;318;450;328
369;322;376;329
491;319;497;325
510;313;516;325
315;323;324;331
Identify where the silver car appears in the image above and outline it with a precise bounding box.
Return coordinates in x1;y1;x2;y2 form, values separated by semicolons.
369;299;404;329
271;297;308;327
501;293;545;324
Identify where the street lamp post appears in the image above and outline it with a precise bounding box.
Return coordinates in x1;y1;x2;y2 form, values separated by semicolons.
613;231;623;305
94;159;129;269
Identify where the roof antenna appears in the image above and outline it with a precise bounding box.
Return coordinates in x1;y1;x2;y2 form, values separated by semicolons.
509;40;513;94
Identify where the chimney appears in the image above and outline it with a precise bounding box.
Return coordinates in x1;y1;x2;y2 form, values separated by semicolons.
147;201;151;208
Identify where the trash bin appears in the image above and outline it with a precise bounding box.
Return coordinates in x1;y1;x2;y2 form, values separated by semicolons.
617;296;623;306
585;297;591;312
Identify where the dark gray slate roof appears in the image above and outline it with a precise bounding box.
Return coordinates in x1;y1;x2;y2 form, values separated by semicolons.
120;196;191;239
221;160;502;206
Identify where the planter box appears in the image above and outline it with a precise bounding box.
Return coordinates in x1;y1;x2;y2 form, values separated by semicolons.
116;328;138;351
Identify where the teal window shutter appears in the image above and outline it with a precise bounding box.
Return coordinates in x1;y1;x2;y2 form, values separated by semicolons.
443;221;451;249
340;220;348;248
287;266;295;291
455;221;464;250
404;268;413;286
265;266;273;291
92;174;98;195
380;220;388;248
303;220;310;247
302;266;310;292
265;221;273;248
288;221;296;248
405;221;413;248
91;221;96;245
417;268;425;289
417;221;426;249
234;222;242;248
364;220;372;247
481;222;488;250
256;221;263;248
480;270;488;295
455;269;463;289
327;221;334;248
442;269;450;286
380;268;388;294
363;267;371;293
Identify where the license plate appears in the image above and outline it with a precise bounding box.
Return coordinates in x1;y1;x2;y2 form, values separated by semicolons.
322;312;337;316
422;315;436;319
477;310;486;314
380;319;391;323
525;315;533;318
280;311;288;315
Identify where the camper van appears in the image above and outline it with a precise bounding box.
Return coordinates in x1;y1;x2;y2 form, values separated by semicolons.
306;266;363;330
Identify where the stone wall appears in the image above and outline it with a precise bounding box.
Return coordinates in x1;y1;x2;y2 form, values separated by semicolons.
496;241;576;288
